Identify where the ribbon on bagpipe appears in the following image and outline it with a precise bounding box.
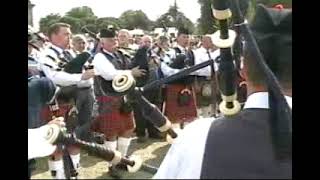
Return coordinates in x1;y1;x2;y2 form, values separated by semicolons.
211;0;292;160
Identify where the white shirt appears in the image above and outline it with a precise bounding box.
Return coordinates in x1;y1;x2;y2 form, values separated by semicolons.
159;50;180;77
194;47;220;76
92;49;131;81
160;47;199;77
153;92;292;179
40;44;83;86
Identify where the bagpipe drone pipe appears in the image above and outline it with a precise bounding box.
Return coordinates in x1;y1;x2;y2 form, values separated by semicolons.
53;51;94;103
46;88;158;176
98;48;219;140
211;0;292;159
42;123;159;174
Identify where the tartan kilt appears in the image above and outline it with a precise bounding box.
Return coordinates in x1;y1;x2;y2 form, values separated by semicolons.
164;84;198;123
40;103;73;123
40;103;74;156
91;96;134;139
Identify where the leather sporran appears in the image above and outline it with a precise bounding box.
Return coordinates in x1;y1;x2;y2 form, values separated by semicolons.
178;88;192;106
119;97;133;113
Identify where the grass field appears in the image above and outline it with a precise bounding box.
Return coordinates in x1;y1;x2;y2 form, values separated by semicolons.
31;107;212;179
31;137;171;179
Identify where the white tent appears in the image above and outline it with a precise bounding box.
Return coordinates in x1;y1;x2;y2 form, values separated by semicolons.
130;29;144;36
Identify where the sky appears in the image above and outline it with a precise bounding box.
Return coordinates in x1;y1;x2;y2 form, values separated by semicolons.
30;0;201;30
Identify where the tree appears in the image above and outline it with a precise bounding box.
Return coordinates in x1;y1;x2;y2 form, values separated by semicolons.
65;6;98;32
65;6;96;19
59;16;82;33
197;0;216;35
154;4;195;33
95;17;121;31
119;10;152;30
39;13;62;34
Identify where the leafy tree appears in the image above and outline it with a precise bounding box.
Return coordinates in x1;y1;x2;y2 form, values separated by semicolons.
197;0;216;34
96;17;121;31
65;6;96;19
59;16;82;33
39;13;62;34
154;4;195;33
119;10;152;30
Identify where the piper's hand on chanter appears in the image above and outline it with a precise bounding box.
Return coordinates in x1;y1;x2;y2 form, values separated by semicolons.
131;66;147;78
81;69;95;80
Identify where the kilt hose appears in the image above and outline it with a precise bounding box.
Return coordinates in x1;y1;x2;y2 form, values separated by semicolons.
91;96;135;139
164;84;198;124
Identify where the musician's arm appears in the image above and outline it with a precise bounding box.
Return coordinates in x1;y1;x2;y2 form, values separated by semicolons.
92;53;131;80
160;61;180;77
154;118;214;179
40;56;82;86
194;50;212;77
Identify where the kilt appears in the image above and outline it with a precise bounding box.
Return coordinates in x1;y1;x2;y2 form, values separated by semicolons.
40;103;73;123
40;103;74;156
91;96;134;139
164;84;198;123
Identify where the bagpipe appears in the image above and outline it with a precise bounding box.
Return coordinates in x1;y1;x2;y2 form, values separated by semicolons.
46;87;79;179
46;87;158;178
52;49;94;103
98;69;178;139
45;124;158;174
211;0;292;160
98;54;219;140
55;51;94;73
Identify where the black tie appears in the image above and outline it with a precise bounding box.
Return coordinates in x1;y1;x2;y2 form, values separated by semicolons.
207;50;212;60
113;53;119;59
63;50;73;62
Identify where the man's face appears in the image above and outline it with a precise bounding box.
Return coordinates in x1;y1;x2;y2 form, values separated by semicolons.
177;34;189;47
101;37;117;52
158;40;169;50
73;39;87;53
118;31;129;46
202;36;213;50
51;27;72;49
135;37;142;45
141;36;152;48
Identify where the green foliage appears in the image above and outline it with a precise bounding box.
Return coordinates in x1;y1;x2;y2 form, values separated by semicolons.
38;3;202;34
65;6;96;19
197;0;216;35
119;10;152;30
39;13;62;34
154;5;195;33
59;16;82;33
96;17;121;31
